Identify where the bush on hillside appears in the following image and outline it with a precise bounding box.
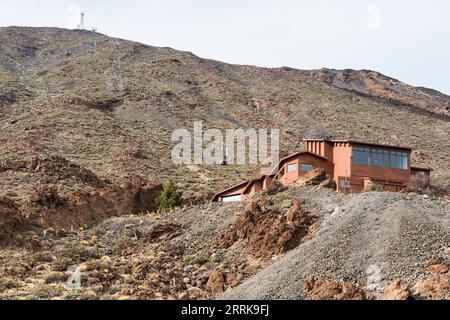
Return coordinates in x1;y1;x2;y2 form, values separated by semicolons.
156;179;182;213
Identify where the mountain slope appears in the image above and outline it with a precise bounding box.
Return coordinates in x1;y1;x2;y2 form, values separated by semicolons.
0;26;449;202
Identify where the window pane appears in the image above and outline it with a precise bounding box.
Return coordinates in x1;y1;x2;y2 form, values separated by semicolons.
352;147;370;165
389;151;408;170
382;150;389;167
300;164;313;172
401;153;408;169
287;163;297;173
371;148;389;167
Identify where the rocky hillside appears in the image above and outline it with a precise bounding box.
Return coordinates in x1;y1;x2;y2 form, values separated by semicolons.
0;184;448;300
224;188;450;300
0;26;449;203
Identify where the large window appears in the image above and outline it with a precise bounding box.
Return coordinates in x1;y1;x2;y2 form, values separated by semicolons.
352;147;370;165
287;163;297;173
372;148;389;167
301;163;313;172
352;146;408;170
391;151;408;169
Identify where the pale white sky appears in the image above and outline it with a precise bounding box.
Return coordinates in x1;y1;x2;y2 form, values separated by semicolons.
1;0;449;94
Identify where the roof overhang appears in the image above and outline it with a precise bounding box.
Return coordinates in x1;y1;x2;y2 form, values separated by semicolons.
269;151;328;175
211;180;250;202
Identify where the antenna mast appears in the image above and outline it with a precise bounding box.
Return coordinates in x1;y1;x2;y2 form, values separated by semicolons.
112;41;123;91
78;12;85;30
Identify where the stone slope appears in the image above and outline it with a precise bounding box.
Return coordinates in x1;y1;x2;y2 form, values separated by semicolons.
222;188;450;299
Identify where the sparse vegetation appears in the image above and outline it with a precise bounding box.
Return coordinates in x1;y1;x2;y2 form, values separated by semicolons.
44;272;68;284
61;246;98;262
0;278;19;291
31;252;54;263
183;255;208;265
52;257;73;272
113;236;135;252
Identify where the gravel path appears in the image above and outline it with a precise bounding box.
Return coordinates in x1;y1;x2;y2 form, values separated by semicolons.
222;189;450;299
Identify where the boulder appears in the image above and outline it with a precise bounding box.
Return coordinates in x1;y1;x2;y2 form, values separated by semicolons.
384;279;410;300
207;270;225;295
294;168;333;188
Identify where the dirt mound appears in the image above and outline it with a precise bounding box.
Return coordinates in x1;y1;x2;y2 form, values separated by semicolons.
20;175;162;230
0;197;27;247
219;196;316;258
223;189;450;300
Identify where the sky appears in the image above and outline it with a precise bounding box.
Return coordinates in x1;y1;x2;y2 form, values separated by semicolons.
0;0;449;94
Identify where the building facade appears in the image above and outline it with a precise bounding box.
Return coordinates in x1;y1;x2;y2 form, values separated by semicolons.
211;139;431;202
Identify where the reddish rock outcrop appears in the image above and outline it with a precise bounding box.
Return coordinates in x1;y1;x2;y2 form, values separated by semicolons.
384;279;410;300
0;197;27;247
294;168;334;189
412;260;450;300
303;276;368;300
20;175;162;230
29;184;62;206
219;197;316;258
207;270;226;295
426;260;449;274
413;274;450;300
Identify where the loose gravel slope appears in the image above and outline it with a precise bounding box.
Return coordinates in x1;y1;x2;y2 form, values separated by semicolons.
222;189;450;299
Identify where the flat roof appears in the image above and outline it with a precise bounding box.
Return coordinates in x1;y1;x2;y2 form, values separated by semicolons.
303;138;412;150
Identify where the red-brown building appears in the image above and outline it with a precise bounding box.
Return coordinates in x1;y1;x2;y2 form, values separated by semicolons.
211;139;432;202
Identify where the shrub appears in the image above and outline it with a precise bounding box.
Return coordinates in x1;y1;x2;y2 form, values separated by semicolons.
52;257;73;271
183;255;208;265
367;183;383;192
31;251;54;263
44;272;68;284
0;278;19;291
156;179;182;213
61;246;98;262
113;236;135;253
